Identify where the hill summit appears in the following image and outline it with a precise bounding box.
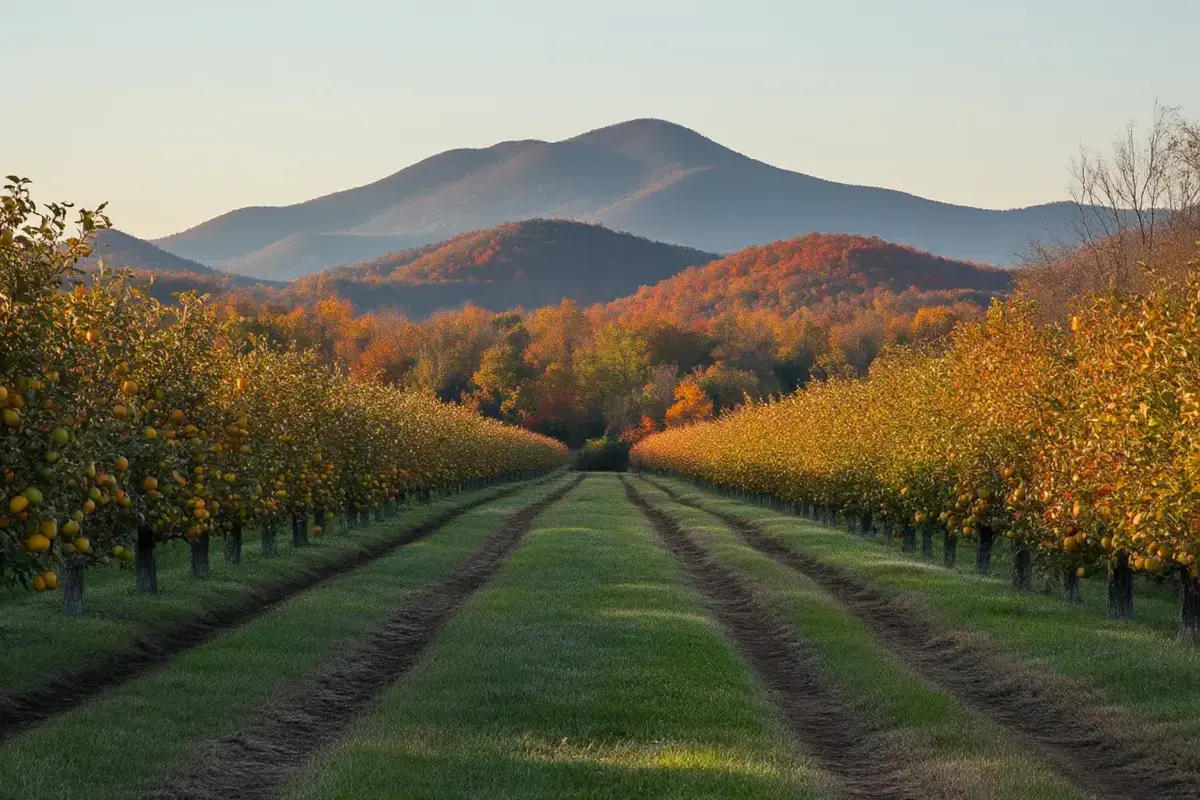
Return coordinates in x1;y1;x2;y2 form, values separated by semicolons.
290;218;719;315
611;233;1012;320
151;119;1083;278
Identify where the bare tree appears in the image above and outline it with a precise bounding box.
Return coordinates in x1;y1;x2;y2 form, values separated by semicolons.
1068;103;1200;289
1017;106;1200;320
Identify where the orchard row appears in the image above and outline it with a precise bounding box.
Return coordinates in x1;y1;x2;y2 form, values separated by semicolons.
633;259;1200;645
1;178;567;612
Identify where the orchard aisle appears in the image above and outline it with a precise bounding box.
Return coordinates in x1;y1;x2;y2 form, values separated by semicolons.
637;474;1200;799
0;479;561;800
5;472;1198;799
282;474;831;800
627;476;1080;799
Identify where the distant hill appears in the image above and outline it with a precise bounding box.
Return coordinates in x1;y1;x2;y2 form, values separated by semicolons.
611;233;1013;320
79;229;282;305
83;229;220;275
82;225;1011;323
290;219;718;316
220;232;433;281
152;118;1086;278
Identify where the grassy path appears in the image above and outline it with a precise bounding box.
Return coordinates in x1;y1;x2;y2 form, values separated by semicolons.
0;478;564;800
633;477;1081;800
165;475;583;800
283;473;830;800
622;478;911;800
644;474;1200;798
0;474;549;738
5;469;1197;799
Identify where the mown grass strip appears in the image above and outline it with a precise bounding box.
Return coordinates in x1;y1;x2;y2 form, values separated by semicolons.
0;479;563;800
0;473;554;738
624;478;912;800
162;474;584;800
634;478;1082;800
646;475;1200;798
282;473;830;800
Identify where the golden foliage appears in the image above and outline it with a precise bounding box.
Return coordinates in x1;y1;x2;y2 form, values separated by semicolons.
633;257;1200;584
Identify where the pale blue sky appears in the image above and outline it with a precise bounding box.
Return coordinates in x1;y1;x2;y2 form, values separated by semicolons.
4;0;1197;238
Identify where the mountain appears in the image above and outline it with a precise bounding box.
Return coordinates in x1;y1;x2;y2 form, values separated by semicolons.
153;119;1084;278
85;224;1011;324
83;229;220;275
289;219;718;316
220;233;431;282
78;229;283;305
610;233;1012;320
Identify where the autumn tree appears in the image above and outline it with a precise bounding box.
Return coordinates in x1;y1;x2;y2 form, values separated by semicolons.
469;315;534;421
351;310;420;384
634;317;714;375
827;310;886;377
639;364;680;426
524;299;590;373
771;313;828;391
526;363;583;443
711;311;779;378
694;363;760;412
576;324;651;433
665;378;714;427
412;304;497;401
911;305;960;342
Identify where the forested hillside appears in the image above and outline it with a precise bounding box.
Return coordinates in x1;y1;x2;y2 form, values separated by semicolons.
612;233;1010;320
46;210;1023;451
290;219;719;315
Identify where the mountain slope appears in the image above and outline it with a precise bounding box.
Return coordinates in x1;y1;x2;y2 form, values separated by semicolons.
83;229;220;274
220;232;432;281
289;219;718;316
610;232;1012;320
155;142;542;269
153;119;1084;278
78;229;283;306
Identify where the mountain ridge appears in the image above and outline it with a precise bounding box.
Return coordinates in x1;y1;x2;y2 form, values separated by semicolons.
79;215;1014;336
150;118;1083;278
611;231;1012;321
289;217;720;316
83;229;220;275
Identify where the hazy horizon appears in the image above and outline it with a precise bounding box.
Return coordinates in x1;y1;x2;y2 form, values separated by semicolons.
4;0;1199;239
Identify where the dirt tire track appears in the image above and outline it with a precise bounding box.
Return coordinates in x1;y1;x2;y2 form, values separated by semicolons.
641;474;1200;800
0;474;553;744
623;477;915;800
155;474;584;800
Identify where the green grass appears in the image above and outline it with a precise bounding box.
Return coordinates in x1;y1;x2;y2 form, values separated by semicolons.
283;473;832;800
634;479;1081;800
0;477;568;800
0;476;551;695
817;502;1183;611
7;470;1190;799
651;475;1200;744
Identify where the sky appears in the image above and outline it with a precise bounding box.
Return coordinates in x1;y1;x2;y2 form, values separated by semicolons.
3;0;1198;239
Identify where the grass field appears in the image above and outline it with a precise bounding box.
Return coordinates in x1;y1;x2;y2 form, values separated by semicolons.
0;478;560;799
642;475;1200;742
630;478;1081;800
0;477;545;696
283;474;825;800
2;472;1197;799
